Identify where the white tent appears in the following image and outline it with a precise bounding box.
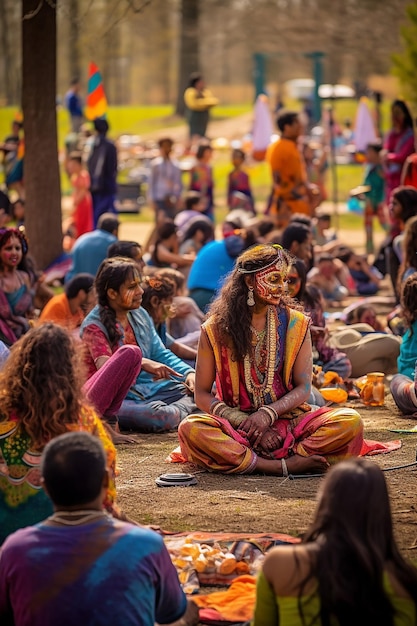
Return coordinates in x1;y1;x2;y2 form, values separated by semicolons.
252;94;274;160
354;97;378;153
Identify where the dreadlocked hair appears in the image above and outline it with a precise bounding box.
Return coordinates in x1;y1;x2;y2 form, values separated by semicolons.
208;244;300;361
95;256;140;347
0;323;85;450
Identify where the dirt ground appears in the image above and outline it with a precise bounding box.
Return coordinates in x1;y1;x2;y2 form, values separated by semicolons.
115;278;417;561
114;114;416;564
116;392;417;561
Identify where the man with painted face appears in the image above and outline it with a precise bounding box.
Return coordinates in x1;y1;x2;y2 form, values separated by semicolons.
176;244;364;476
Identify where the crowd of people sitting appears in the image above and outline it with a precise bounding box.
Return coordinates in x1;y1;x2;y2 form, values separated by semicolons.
1;97;417;624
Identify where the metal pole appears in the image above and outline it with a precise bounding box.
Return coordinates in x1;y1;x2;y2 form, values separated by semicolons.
327;104;339;230
253;53;266;100
305;51;325;124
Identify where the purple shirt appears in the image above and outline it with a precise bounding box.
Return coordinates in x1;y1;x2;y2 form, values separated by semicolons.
0;518;186;626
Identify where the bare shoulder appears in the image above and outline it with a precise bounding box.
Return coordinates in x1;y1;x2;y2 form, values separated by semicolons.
18;269;31;288
263;543;317;597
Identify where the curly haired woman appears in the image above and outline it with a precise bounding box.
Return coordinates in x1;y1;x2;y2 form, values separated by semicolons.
0;323;141;544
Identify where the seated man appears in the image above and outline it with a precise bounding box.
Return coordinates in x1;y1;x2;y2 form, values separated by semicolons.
65;213;119;282
0;431;198;626
39;273;95;331
307;253;350;306
81;257;197;432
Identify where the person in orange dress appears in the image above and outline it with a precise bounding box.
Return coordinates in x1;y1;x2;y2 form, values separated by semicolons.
67;152;94;239
266;111;312;228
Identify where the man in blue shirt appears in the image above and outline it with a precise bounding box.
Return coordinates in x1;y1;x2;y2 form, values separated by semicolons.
66;213;119;281
65;78;84;133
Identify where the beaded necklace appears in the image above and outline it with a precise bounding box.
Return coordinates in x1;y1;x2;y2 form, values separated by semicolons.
244;306;279;408
46;510;108;526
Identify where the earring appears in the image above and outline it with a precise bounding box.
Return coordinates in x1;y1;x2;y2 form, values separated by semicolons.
247;286;255;307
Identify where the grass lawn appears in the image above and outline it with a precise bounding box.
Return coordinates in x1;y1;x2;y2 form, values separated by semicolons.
0;100;382;214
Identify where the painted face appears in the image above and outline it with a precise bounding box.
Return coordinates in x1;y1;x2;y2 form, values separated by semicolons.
254;265;288;305
359;308;377;328
155;297;176;324
286;271;302;298
319;260;335;279
0;235;23;268
117;271;143;310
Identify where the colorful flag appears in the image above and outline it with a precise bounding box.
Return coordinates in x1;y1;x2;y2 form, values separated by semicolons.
85;62;107;121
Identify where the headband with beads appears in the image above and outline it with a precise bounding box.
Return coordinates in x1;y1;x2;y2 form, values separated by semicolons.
237;244;287;275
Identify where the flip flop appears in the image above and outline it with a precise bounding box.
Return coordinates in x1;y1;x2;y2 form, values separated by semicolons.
155;473;198;487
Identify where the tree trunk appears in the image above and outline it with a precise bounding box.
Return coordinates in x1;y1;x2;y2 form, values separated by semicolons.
68;0;81;82
175;0;199;116
22;0;62;270
0;0;14;105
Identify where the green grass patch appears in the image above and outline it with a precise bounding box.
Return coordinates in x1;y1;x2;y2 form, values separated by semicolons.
0;102;380;221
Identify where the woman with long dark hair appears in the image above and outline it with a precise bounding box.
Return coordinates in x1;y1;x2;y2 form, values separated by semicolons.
253;458;417;625
81;257;197;432
390;273;417;415
384;100;415;203
287;259;352;381
177;244;363;476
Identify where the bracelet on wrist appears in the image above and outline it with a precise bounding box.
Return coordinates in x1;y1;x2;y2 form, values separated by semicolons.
211;400;228;418
259;405;278;425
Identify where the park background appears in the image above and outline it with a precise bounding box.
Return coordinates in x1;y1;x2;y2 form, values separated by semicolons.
1;0;417;262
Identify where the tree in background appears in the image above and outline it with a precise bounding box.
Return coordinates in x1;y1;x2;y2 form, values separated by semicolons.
392;2;417;107
22;0;62;269
175;0;199;116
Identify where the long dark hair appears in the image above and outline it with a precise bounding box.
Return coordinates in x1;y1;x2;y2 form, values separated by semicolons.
289;258;307;301
392;186;417;224
397;215;417;294
208;244;298;360
300;458;417;626
400;273;417;333
391;99;414;130
94;257;139;347
151;220;177;266
181;219;215;246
